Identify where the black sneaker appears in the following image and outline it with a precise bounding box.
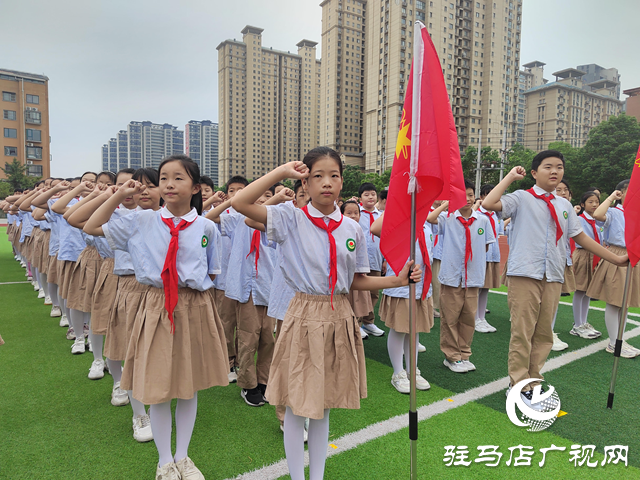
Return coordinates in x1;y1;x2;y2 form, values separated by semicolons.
258;383;269;403
241;387;265;407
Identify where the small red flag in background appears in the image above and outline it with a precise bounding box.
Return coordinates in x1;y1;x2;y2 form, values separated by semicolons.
380;22;467;281
625;144;640;267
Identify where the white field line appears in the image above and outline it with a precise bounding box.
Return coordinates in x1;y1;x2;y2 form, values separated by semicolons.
0;281;31;285
229;321;640;480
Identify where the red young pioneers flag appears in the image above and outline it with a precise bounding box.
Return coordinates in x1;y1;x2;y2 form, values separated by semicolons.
380;22;467;282
625;144;640;267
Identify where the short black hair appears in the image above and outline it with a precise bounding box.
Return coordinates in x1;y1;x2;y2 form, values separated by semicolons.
358;182;377;196
200;175;214;189
225;175;249;193
133;168;160;187
267;184;277;195
97;171;116;184
586;186;600;193
340;200;360;215
616;179;630;192
81;171;98;182
64;177;75;182
303;146;343;175
532;150;565;171
464;179;475;191
480;184;495;197
379;189;388;200
293;179;304;195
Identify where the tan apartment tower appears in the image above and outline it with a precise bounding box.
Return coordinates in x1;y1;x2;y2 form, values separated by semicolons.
523;68;623;151
217;26;321;182
1;69;50;179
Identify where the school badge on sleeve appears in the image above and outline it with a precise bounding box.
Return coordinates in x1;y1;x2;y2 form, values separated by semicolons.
201;235;209;248
346;238;356;252
563;211;568;219
477;227;485;235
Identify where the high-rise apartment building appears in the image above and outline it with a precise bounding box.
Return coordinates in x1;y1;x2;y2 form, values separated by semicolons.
1;69;50;179
185;120;219;184
217;26;321;182
577;64;621;99
101;121;184;172
320;0;523;173
523;68;623;151
516;60;546;144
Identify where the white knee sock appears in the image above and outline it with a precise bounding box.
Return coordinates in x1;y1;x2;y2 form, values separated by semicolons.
69;308;84;339
387;328;406;375
89;331;104;362
284;407;306;480
580;293;591;325
308;409;331;480
605;304;623;347
477;288;489;320
552;307;558;330
48;282;59;307
573;291;586;326
150;401;173;466
127;391;147;417
40;273;49;298
174;393;198;462
403;333;419;375
107;358;122;384
34;267;41;289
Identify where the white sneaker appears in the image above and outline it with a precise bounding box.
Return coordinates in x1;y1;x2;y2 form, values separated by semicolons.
417;342;426;353
59;314;69;327
33;282;40;291
434;310;440;318
20;261;26;268
66;327;76;341
155;462;181;480
520;390;545;412
443;358;468;373
132;414;153;442
44;295;52;305
570;324;599;339
360;326;369;340
551;332;569;351
583;322;602;337
175;457;205;480
50;305;62;317
391;371;411;394
111;382;130;406
228;367;238;383
37;289;45;299
362;323;385;337
414;368;431;390
87;339;92;352
606;341;640;359
461;359;476;371
71;338;85;354
88;359;106;380
475;318;496;333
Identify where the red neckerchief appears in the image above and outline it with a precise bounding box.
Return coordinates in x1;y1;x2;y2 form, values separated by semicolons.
615;205;624;212
160;216;196;334
480;209;497;238
580;213;601;270
456;216;476;288
416;229;432;300
302;205;343;308
361;209;376;240
570;238;576;256
247;229;261;277
527;188;563;244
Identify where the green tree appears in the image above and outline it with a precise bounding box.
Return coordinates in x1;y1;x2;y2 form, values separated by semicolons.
1;158;29;191
341;164;365;199
504;143;537;192
0;181;12;200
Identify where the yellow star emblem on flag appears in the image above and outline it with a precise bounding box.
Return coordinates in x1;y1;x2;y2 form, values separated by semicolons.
395;108;411;160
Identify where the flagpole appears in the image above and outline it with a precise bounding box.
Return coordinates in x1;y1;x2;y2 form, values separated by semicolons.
607;264;634;409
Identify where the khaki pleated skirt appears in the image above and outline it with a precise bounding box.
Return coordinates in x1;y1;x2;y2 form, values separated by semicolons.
58;259;76;300
30;228;43;269
38;230;52;274
501;261;509;287
120;287;229;405
347;288;373;318
47;253;59;284
91;258;118;335
67;247;102;312
12;225;22;252
104;275;151;361
586;246;640;308
561;265;576;294
379;294;434;334
483;261;502;289
572;248;596;292
7;224;15;243
22;234;34;263
265;292;367;420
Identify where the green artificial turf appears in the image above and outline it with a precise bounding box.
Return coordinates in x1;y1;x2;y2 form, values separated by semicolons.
2;225;640;480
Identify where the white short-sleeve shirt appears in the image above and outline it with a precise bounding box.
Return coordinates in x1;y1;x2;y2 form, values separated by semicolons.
359;207;384;271
501;185;583;283
266;202;370;295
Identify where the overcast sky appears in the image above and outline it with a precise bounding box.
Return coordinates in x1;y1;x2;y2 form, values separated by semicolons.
3;0;639;177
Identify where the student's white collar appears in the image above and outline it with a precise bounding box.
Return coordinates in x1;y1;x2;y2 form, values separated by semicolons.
581;211;594;220
360;205;379;215
161;206;198;222
454;209;479;220
533;184;556;196
478;206;492;215
307;202;342;222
